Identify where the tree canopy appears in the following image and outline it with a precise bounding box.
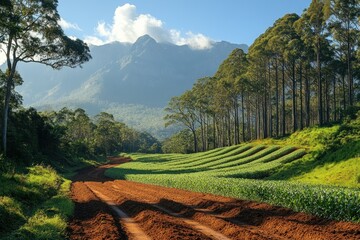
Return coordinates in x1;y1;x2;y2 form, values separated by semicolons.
165;0;360;153
0;0;91;154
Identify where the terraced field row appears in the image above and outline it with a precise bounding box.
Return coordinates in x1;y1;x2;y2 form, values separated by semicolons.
121;143;306;178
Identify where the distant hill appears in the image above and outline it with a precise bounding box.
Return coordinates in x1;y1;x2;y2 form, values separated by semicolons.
14;35;248;139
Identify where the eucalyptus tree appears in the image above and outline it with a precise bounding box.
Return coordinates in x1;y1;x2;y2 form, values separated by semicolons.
214;48;248;144
192;77;213;151
329;0;360;107
0;0;91;155
94;112;121;155
270;14;301;133
165;91;199;152
295;0;331;125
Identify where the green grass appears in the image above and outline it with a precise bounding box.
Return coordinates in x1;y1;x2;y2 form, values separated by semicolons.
293;157;360;187
0;165;73;239
0;154;105;240
106;120;360;222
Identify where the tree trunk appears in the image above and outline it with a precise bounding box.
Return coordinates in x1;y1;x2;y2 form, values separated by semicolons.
192;129;198;153
275;59;279;137
325;77;330;123
263;95;268;138
2;59;17;155
347;21;353;106
299;62;303;130
268;63;272;138
292;61;297;132
282;61;286;136
342;74;346;114
241;92;245;142
333;76;337;122
212;115;216;149
2;77;12;155
317;40;323;125
305;65;310;127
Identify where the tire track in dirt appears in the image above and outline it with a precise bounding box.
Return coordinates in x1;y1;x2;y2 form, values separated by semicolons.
107;181;285;240
88;187;151;240
68;157;360;240
89;182;232;240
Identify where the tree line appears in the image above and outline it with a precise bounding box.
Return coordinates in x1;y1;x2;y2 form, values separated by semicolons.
165;0;360;153
1;104;161;168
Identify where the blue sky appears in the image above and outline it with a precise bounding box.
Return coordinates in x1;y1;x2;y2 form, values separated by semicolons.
58;1;311;48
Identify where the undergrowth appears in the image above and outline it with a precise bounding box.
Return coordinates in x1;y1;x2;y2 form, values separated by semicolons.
0;155;105;240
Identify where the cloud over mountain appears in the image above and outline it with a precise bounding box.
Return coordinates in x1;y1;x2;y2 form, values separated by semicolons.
58;18;82;31
85;3;213;50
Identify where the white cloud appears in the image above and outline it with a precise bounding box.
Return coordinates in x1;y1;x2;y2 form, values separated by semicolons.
84;36;105;46
86;3;213;49
58;18;82;31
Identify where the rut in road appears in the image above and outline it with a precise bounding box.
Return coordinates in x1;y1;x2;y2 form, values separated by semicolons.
68;157;360;240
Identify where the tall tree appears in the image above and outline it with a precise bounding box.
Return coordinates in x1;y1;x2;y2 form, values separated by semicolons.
0;0;91;155
165;92;199;152
295;0;331;125
330;0;360;106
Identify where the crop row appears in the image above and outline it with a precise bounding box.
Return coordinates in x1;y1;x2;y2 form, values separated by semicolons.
109;172;360;222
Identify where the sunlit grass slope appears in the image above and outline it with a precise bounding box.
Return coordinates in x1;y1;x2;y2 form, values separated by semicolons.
106;120;360;222
0;166;73;240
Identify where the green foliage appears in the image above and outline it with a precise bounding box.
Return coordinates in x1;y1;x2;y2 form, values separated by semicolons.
0;196;25;234
0;165;73;239
162;129;194;153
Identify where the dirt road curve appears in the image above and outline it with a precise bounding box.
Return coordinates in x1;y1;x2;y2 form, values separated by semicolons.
68;157;360;240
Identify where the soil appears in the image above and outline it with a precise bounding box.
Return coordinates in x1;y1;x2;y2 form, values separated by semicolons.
68;157;360;240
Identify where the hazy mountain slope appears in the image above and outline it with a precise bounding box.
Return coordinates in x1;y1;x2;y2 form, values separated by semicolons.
14;35;247;139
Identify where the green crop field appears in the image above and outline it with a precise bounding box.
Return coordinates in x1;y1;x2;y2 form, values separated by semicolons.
106;124;360;223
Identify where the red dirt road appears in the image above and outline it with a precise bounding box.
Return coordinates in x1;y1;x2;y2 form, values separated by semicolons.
68;157;360;240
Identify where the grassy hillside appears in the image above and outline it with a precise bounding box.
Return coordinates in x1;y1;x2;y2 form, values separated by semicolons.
106;118;360;222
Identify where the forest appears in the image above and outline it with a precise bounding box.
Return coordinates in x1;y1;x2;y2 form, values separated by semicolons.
165;0;360;153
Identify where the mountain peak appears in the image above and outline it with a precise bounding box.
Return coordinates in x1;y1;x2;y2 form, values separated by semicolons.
134;34;157;46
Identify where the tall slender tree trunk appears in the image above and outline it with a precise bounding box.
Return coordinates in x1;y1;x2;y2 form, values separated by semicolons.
247;94;252;140
342;75;346;114
234;99;239;145
317;41;323;125
212;115;216;149
2;56;17;155
333;76;337;122
305;65;310;127
299;62;303;130
325;77;330;123
282;61;286;136
275;59;279;137
347;22;353;106
292;61;297;132
268;64;272;138
241;92;245;142
2;77;13;155
263;91;268;138
192;129;198;153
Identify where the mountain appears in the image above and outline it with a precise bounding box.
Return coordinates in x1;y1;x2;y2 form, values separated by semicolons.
14;35;248;139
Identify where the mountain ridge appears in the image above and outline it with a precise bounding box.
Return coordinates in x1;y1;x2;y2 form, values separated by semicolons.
13;35;248;139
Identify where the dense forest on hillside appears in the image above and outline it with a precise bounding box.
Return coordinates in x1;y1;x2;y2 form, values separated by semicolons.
165;0;360;153
1;106;160;171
